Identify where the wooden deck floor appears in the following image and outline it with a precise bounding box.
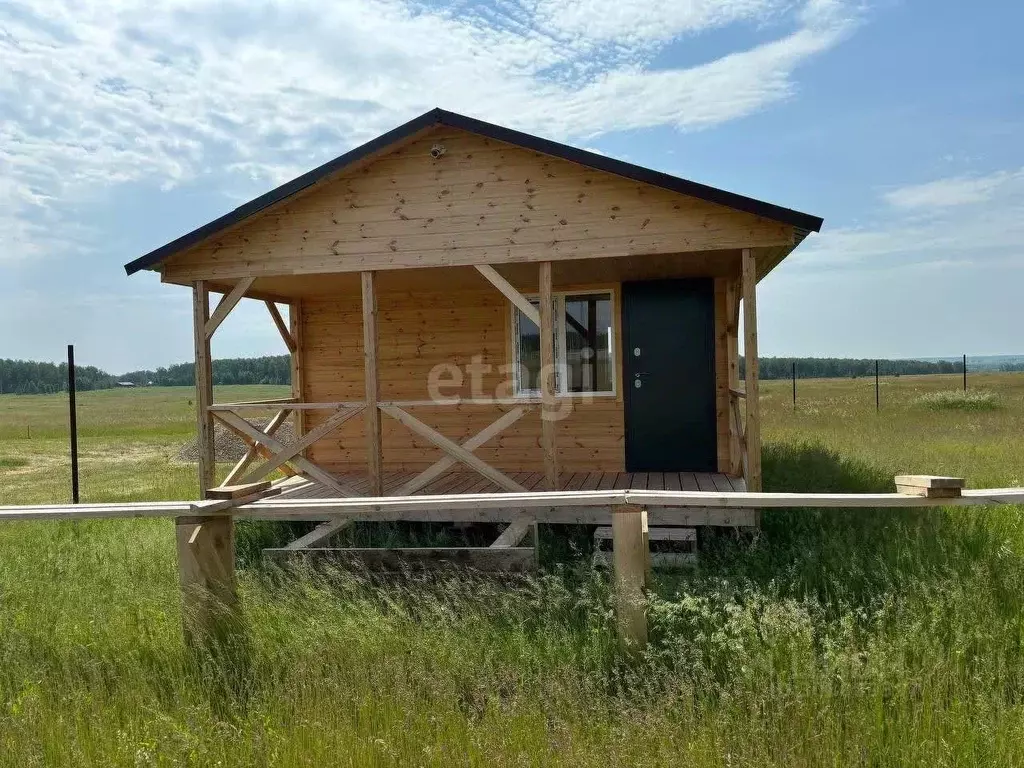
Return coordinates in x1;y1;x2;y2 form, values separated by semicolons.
277;470;746;500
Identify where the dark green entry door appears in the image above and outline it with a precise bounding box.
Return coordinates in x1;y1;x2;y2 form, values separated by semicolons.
622;279;717;472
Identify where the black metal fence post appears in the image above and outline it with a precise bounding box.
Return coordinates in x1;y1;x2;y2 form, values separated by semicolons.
875;359;880;411
792;361;796;409
963;353;967;391
67;344;79;504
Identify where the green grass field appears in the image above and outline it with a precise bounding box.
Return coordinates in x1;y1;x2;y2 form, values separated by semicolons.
2;374;1024;765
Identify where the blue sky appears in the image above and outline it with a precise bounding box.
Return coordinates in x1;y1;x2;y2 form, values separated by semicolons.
2;0;1022;372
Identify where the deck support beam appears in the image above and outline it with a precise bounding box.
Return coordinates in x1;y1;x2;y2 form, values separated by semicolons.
741;249;762;492
180;279;238;649
361;272;383;497
611;504;648;650
539;261;559;491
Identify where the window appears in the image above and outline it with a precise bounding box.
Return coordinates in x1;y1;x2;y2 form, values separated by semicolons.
513;291;615;396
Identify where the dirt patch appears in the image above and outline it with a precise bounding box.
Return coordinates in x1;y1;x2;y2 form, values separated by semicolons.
177;420;296;463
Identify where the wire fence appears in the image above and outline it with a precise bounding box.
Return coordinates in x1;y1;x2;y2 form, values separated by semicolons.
3;349;1021;505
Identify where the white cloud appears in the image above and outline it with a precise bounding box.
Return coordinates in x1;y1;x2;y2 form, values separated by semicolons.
0;0;860;263
883;170;1021;210
794;167;1024;270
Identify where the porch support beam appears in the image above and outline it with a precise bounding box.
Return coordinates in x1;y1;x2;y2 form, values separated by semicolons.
725;277;742;477
178;279;238;649
266;301;297;353
193;281;216;493
205;277;255;340
289;300;306;443
539;261;559;491
361;272;384;496
380;405;529;493
474;264;540;326
741;248;762;492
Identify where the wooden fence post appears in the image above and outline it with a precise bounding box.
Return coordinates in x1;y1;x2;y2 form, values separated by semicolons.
612;504;648;650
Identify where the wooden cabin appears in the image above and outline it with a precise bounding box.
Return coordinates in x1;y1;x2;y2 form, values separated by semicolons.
125;108;822;548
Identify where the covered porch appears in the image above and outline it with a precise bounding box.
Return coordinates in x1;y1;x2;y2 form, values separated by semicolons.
194;249;766;512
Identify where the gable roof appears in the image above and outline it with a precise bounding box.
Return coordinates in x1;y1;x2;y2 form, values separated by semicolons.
124;108;823;276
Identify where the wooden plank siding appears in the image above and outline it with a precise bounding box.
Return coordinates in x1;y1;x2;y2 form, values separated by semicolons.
297;282;732;475
161;127;793;283
300;287;623;473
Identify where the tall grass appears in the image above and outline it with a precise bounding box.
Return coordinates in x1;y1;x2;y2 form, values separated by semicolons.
916;389;1000;411
1;375;1024;764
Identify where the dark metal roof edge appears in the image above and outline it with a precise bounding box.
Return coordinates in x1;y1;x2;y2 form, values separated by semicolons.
125;107;822;276
123;109;445;275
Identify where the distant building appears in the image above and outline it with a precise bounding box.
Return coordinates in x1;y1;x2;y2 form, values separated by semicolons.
116;381;136;388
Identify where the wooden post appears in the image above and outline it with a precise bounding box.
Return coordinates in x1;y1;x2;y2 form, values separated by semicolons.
539;261;559;491
175;513;238;646
741;250;762;492
725;277;741;476
178;280;237;646
361;271;383;496
612;504;648;650
289;300;305;446
193;281;215;494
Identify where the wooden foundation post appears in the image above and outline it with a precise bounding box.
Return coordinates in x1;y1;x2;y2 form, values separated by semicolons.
175;513;238;646
361;271;384;496
741;250;762;492
612;504;648;650
539;261;559;491
178;280;238;646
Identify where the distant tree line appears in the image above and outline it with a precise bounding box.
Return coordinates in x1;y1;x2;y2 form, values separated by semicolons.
750;357;966;379
0;355;291;394
0;359;117;394
118;355;292;387
3;354;1022;395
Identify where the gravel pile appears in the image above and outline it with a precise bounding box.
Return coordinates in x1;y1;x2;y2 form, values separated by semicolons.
176;419;296;463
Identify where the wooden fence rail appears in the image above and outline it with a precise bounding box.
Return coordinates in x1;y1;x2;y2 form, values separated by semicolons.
2;477;1022;650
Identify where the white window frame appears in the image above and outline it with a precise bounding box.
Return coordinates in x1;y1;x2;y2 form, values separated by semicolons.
511;290;617;398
